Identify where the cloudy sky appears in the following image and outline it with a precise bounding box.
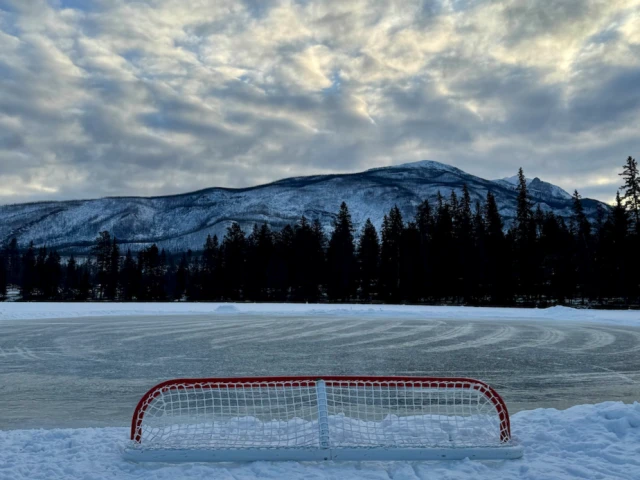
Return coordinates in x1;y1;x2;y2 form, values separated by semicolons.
0;0;639;205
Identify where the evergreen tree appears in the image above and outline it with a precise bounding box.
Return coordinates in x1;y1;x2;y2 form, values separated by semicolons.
138;244;166;300
471;200;487;301
484;191;511;304
539;212;574;303
43;250;62;300
431;193;455;300
202;234;221;300
221;223;246;299
120;249;138;301
601;192;631;301
327;202;356;300
379;206;404;301
619;156;640;229
414;199;434;298
92;231;112;299
77;264;92;301
105;237;120;300
513;168;537;298
0;252;6;300
3;238;20;286
64;256;79;300
35;246;48;298
357;218;380;300
271;225;295;300
515;168;534;242
293;216;323;300
20;242;36;300
310;219;327;296
174;252;189;301
400;221;421;302
454;185;474;301
185;250;204;301
571;190;593;301
572;190;591;243
254;224;275;300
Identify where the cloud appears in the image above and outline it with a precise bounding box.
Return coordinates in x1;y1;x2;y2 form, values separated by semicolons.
0;0;639;205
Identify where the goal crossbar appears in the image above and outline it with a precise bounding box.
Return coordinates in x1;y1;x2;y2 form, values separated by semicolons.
125;376;523;462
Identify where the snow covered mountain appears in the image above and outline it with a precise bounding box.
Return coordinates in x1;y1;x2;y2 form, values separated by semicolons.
0;160;606;253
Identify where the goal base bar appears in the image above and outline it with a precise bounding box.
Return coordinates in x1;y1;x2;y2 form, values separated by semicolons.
124;445;524;463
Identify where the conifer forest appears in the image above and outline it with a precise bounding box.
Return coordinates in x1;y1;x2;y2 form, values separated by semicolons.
1;158;639;308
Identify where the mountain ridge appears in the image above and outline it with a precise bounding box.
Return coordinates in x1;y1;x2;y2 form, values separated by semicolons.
0;160;607;253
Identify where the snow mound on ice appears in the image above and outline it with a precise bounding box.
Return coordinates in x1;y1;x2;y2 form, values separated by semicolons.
215;305;239;313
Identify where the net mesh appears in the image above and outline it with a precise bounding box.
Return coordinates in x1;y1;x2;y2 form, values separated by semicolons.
131;378;510;451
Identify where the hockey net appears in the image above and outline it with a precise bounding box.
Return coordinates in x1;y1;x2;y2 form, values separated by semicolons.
126;376;522;462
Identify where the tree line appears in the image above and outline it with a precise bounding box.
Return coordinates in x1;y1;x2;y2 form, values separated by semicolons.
1;157;639;306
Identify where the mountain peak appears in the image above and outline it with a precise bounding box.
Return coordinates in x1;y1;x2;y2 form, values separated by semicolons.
367;160;463;174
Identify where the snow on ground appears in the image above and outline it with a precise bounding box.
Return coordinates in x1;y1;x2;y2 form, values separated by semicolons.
0;302;638;326
1;402;638;480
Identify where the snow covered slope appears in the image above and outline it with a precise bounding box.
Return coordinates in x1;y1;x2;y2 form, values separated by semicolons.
1;402;638;479
0;160;606;252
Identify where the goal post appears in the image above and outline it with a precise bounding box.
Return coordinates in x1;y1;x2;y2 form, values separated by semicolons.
124;376;523;462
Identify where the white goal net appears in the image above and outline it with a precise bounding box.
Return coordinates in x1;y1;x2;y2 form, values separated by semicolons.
125;376;522;462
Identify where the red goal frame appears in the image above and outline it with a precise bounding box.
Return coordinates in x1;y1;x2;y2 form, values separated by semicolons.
131;375;512;445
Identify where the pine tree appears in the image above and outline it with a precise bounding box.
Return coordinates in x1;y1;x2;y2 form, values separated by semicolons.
431;193;455;300
327;202;356;300
20;242;36;300
35;246;47;298
221;223;246;299
619;156;640;229
293;216;322;300
454;185;474;301
539;212;574;303
471;200;487;301
105;237;120;300
174;252;189;301
92;231;112;299
513;168;537;299
310;219;327;296
400;221;421;302
572;190;591;243
202;234;221;300
484;191;511;304
3;238;20;287
0;252;7;300
607;192;631;301
64;256;79;300
120;249;138;301
254;224;275;300
271;225;295;300
414;199;434;298
515;168;534;243
138;244;166;301
380;206;404;301
43;250;62;300
77;264;92;301
357;218;380;300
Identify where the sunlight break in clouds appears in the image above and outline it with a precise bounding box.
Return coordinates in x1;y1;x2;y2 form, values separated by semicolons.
0;0;639;204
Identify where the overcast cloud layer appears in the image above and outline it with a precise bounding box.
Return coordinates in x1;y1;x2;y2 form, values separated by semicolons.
1;0;639;204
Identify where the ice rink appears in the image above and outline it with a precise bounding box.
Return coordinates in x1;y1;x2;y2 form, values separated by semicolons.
1;310;639;430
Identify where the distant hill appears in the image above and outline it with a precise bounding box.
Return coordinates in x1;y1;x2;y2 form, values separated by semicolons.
0;160;607;253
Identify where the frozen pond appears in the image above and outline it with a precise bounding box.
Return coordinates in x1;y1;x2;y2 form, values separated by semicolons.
1;314;639;429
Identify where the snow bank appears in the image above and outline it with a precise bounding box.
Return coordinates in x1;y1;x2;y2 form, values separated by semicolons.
1;402;638;479
0;302;638;326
